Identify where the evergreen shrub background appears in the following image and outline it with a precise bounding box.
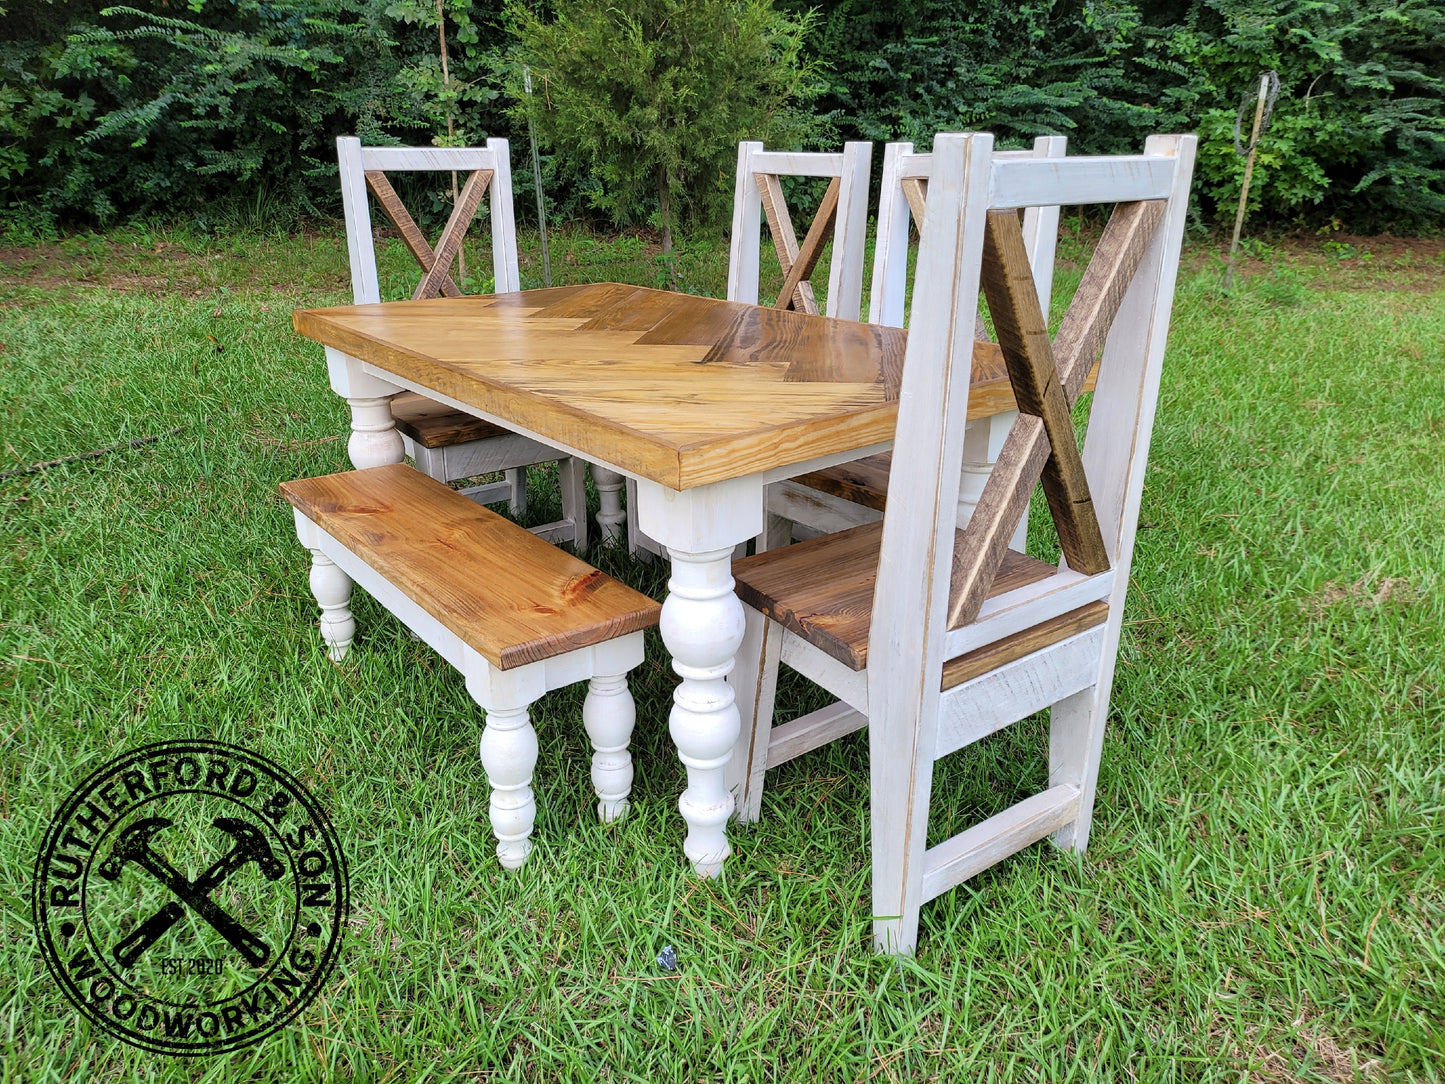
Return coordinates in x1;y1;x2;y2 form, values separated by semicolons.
1;0;1441;235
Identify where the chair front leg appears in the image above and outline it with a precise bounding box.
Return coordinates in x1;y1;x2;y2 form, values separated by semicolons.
726;607;782;822
1047;682;1109;853
505;467;528;517
583;674;636;822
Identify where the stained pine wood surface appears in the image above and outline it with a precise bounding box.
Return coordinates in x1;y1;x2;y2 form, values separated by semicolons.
732;520;1079;674
295;284;1026;490
280;464;660;669
939;602;1108;689
389;391;509;449
946;199;1166;628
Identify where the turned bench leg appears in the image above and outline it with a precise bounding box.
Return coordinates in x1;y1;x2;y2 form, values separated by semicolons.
307;549;355;662
477;703;540;869
584;674;636;822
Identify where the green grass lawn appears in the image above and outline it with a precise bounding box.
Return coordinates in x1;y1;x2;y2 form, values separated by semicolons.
1;225;1442;1082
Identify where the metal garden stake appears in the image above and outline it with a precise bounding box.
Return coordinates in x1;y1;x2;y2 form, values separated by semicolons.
1225;70;1279;290
524;66;552;288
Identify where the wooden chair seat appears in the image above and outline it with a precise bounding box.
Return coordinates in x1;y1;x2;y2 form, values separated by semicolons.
733;520;1108;681
389;391;510;450
790;361;1099;514
281;464;658;670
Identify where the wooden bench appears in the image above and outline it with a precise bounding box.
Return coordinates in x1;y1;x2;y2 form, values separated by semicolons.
280;463;661;868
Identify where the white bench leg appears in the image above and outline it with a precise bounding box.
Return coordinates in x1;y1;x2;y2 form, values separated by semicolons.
307;550;355;662
583;674;635;822
477;703;540;869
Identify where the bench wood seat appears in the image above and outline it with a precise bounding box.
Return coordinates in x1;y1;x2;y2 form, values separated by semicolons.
389;391;510;449
732;520;1107;678
281;463;659;670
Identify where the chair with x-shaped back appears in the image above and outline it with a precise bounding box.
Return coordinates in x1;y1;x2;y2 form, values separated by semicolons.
762;135;1070;552
623;140;874;560
726;131;1197;952
334;137;588;550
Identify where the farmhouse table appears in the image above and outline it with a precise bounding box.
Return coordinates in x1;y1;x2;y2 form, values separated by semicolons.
293;282;1016;876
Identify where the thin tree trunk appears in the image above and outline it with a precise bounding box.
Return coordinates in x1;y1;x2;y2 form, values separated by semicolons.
657;164;677;290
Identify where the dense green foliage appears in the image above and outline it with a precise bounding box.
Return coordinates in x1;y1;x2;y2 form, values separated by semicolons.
789;0;1444;231
507;0;817;254
1;0;1441;233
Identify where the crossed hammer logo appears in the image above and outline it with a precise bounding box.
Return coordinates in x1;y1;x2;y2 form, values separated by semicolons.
99;816;284;969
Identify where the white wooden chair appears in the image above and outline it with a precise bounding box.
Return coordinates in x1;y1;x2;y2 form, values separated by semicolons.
282;464;660;867
336;137;589;549
763;136;1067;551
623;140;874;560
727;131;1197;952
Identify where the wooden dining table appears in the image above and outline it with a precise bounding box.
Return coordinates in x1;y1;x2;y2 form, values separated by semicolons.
293;281;1016;876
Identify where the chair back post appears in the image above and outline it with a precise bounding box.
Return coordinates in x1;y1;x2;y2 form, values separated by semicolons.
727;141;873;318
1021;135;1067;318
335;137;521;302
1082;133;1198;566
486;138;522;292
337;136;382;305
867;141;915;328
864;132;995;954
825;142;872;321
727;141;766;307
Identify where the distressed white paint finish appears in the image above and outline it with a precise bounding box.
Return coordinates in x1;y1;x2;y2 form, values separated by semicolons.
727;134;1198;953
934;627;1105;758
944;568;1116;658
896;150;1172;207
767;701;867;766
591;465;626;543
864;132;995;954
778;631;868;713
306;549;355;662
291;507;647;869
919;784;1082;903
725;606;781;823
335;136;583;542
1050;133;1198;854
636;477;762;874
583;674;635;822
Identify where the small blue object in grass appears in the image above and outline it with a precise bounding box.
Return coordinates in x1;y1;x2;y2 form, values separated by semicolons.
656;945;678;971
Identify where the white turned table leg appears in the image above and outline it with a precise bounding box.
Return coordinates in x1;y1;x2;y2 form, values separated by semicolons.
584;674;635;822
662;545;747;876
307;550;355;661
346;396;405;469
591;464;626;543
478;704;540;869
634;477;763;877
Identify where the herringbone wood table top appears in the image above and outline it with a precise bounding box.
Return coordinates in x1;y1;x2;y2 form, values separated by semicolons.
295;283;1011;490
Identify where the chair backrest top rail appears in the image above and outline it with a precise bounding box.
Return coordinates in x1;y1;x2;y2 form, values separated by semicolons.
897;150;1177;207
748;149;853;177
357;143;505;172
